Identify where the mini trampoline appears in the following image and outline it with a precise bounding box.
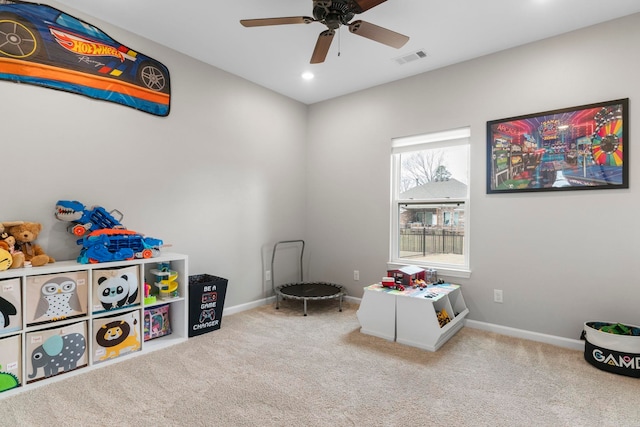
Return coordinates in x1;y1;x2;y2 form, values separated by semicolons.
271;240;346;316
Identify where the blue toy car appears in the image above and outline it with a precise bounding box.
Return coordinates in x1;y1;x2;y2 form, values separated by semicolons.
0;0;171;115
77;229;163;264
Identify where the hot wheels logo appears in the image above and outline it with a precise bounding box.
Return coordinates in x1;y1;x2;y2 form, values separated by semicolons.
50;29;124;62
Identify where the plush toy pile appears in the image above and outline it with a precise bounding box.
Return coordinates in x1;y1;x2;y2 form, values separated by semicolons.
0;221;54;270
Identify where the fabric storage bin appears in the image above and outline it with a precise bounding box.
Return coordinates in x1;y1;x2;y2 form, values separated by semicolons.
25;271;88;326
583;321;640;378
92;265;140;314
92;310;141;364
0;278;21;333
25;321;87;383
144;304;171;341
188;274;227;337
0;334;21;392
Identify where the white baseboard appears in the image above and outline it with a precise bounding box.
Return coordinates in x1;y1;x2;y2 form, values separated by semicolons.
464;319;585;351
222;296;584;351
222;295;361;316
222;296;276;316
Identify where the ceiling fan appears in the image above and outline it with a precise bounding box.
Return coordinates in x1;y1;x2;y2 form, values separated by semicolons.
240;0;409;64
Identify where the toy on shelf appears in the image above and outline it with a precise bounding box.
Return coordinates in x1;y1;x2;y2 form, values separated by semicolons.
6;222;55;267
55;200;125;236
381;276;405;291
55;200;165;264
76;229;163;264
437;309;451;328
144;304;171;341
143;282;156;305
387;265;426;289
150;263;179;300
1;221;25;269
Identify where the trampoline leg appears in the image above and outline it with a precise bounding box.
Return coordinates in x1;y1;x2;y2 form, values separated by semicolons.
339;295;343;312
303;299;307;316
276;294;280;310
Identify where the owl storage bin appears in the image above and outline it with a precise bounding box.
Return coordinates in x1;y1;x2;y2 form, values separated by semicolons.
0;278;21;334
0;334;22;393
25;320;87;384
92;310;141;364
25;271;88;326
92;266;140;314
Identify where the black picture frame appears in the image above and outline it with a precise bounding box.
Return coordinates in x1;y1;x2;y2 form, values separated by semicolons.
487;98;628;194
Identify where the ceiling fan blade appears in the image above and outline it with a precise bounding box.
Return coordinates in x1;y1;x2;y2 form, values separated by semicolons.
351;0;388;13
348;20;409;48
240;17;314;27
310;29;335;64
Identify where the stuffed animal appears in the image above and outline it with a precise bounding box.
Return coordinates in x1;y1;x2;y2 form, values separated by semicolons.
0;241;12;271
6;222;55;267
0;221;25;269
1;236;24;269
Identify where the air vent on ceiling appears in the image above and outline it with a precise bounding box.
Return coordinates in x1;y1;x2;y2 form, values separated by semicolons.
394;49;427;65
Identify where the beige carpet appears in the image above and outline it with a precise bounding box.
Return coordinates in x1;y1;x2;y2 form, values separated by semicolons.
1;300;638;426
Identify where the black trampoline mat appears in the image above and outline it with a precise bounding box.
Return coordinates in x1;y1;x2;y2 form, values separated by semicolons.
279;282;343;298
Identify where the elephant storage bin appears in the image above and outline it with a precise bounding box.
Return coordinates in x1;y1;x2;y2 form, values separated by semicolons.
26;321;87;384
25;271;88;326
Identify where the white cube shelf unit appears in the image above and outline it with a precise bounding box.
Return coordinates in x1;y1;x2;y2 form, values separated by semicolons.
357;283;469;351
0;252;188;398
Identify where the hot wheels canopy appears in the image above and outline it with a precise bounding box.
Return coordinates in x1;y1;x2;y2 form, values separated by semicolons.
0;0;171;116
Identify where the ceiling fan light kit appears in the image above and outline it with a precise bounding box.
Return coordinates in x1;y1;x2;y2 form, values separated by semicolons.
240;0;409;64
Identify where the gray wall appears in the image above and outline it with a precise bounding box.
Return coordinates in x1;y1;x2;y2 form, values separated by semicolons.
2;2;308;308
3;3;638;341
307;13;640;339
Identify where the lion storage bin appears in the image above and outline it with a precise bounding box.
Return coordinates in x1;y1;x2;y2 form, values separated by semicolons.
92;266;140;314
583;321;640;378
25;271;88;326
0;334;22;393
0;278;21;333
92;310;141;364
25;321;87;384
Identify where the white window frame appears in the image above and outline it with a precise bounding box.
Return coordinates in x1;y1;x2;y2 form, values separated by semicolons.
389;127;471;278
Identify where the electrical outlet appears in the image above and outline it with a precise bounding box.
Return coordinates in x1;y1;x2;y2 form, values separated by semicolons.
354;270;360;281
265;270;271;281
494;289;503;303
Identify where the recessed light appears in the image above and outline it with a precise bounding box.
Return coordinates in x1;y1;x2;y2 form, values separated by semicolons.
301;72;314;80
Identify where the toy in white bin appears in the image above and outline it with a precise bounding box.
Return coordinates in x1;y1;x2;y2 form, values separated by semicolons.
150;263;179;300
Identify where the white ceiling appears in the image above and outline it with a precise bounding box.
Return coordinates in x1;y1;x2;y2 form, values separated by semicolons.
54;0;640;105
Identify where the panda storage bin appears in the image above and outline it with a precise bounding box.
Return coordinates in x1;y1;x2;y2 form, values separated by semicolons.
92;266;140;314
25;271;88;326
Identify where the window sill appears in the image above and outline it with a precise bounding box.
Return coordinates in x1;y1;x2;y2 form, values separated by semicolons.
387;261;471;279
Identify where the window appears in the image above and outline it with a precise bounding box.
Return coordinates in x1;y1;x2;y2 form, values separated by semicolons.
390;127;470;275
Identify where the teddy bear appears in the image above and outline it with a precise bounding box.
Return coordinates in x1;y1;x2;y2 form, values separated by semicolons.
6;222;55;267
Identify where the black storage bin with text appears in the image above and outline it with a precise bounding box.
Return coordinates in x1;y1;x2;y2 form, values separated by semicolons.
188;274;228;337
583;321;640;378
